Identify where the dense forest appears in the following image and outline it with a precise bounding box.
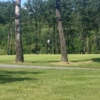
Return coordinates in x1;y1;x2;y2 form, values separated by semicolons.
0;0;100;55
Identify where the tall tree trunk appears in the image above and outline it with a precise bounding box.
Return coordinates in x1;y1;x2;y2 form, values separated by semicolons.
7;27;10;55
53;23;56;54
15;0;24;62
86;35;89;54
7;24;12;55
35;13;38;54
56;0;68;62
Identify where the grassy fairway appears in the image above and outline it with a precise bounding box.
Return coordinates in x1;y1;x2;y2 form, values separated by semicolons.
0;54;100;68
0;54;100;100
0;68;100;100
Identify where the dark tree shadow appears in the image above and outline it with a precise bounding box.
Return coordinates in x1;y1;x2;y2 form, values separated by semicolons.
2;70;44;75
69;58;100;63
0;70;44;84
30;60;60;64
91;58;100;63
70;59;89;62
0;77;34;84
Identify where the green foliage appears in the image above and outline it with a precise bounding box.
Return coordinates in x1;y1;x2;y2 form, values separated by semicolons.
0;49;7;55
0;0;100;54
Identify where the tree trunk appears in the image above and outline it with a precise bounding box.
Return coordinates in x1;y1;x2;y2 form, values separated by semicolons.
7;27;10;55
56;0;68;62
53;23;56;54
15;0;24;62
7;24;12;55
35;14;38;54
86;35;89;54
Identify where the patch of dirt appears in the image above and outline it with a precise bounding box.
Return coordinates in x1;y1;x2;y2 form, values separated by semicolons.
51;62;74;66
86;60;94;63
51;60;94;66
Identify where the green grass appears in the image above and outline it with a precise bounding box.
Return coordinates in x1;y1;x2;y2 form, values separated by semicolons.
0;68;100;100
0;54;100;99
0;54;100;68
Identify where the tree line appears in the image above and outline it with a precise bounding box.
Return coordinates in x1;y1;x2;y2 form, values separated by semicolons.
0;0;100;61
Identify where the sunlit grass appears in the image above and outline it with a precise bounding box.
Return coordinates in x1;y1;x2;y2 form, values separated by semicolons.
0;68;100;100
0;54;100;68
0;54;100;100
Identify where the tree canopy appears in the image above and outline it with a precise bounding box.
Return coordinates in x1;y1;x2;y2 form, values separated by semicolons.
0;0;100;55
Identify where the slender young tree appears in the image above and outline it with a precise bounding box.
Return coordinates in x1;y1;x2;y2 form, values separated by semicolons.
56;0;68;62
7;21;12;55
15;0;24;62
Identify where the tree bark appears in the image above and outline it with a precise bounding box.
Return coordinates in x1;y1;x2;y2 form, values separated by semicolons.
7;27;10;55
15;0;24;62
7;24;12;55
56;0;68;62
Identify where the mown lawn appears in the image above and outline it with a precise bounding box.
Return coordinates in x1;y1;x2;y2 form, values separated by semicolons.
0;54;100;100
0;54;100;68
0;68;100;100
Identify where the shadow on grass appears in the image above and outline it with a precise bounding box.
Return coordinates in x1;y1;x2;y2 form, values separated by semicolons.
30;60;60;63
0;70;44;84
68;58;100;63
91;58;100;63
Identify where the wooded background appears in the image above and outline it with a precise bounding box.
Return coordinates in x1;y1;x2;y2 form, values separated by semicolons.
0;0;100;55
